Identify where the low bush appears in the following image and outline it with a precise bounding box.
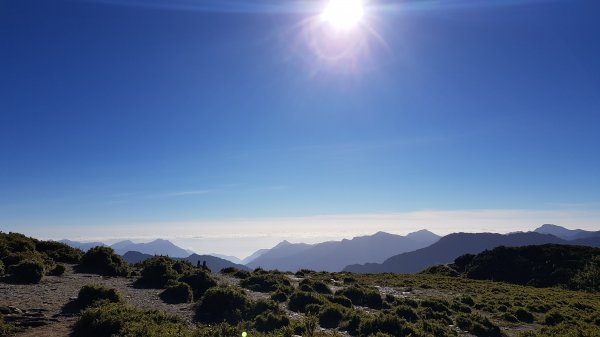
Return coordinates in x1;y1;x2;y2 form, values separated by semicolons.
240;273;290;293
8;259;45;284
195;286;251;324
329;295;352;308
359;314;415;337
48;264;66;276
180;269;217;298
318;305;344;328
35;240;83;263
0;314;12;337
160;282;193;304
288;291;326;313
254;312;290;332
514;307;534;323
395;305;418;322
544;310;566;326
136;256;178;288
79;247;128;276
77;285;122;310
456;314;502;337
72;303;192;337
0;260;4;276
270;290;288;303
335;285;382;309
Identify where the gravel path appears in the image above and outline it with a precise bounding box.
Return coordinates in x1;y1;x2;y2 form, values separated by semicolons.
0;265;195;336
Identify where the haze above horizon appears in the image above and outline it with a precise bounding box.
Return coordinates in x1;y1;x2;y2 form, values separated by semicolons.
1;0;599;257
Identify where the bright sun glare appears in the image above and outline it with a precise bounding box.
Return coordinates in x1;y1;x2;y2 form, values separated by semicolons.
321;0;365;30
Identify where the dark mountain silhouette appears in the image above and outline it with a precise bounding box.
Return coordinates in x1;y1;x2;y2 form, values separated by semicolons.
111;239;190;257
122;251;152;264
443;244;600;290
59;239;105;251
343;232;600;274
534;224;600;240
121;251;250;271
247;230;440;272
241;248;270;264
184;254;250;271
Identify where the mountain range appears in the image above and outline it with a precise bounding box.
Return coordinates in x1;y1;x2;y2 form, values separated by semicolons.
343;231;600;273
533;224;600;240
247;229;440;272
121;251;249;271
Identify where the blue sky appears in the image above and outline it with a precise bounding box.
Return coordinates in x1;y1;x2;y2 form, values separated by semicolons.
1;0;599;255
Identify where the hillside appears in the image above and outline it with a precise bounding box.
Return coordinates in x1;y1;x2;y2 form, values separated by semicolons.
248;230;440;272
425;244;600;290
343;232;600;273
534;224;600;240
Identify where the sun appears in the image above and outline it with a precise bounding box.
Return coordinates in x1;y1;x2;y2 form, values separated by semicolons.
321;0;365;30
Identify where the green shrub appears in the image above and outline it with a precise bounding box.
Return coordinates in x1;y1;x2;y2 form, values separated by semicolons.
329;295;352;308
544;310;565;326
195;286;251;324
172;260;194;275
0;314;12;337
359;314;415;337
420;298;450;313
160;282;193;304
288;291;326;313
514;307;534;323
8;259;44;284
240;273;290;292
72;302;192;337
335;285;382;309
35;240;83;263
254;312;290;332
48;264;66;276
79;247;128;276
77;285;122;310
270;290;288;303
136;257;178;288
0;260;4;276
395;305;418;322
456;314;502;337
180;269;217;298
318;305;344;328
233;270;251;279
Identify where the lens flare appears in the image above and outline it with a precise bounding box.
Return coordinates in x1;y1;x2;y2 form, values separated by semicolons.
321;0;365;30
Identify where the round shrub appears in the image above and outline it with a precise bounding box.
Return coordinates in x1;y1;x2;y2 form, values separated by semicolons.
79;247;128;276
35;241;83;263
77;285;122;309
544;310;565;326
288;291;326;313
0;260;4;276
312;281;332;295
335;285;382;309
48;264;66;276
8;259;44;284
359;314;415;337
180;269;217;298
254;312;290;332
514;308;534;323
195;286;251;324
233;270;250;279
270;290;288;303
318;305;344;328
137;257;178;288
240;273;290;293
160;282;193;304
395;305;418;322
330;295;352;308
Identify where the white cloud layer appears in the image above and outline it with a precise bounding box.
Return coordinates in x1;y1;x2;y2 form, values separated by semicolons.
6;208;599;258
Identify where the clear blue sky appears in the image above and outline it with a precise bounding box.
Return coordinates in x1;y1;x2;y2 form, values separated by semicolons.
1;0;599;251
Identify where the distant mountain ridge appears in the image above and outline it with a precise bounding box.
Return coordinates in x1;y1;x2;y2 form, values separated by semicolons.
59;239;105;251
120;250;250;271
344;231;600;274
534;224;600;240
248;230;440;272
60;239;193;258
